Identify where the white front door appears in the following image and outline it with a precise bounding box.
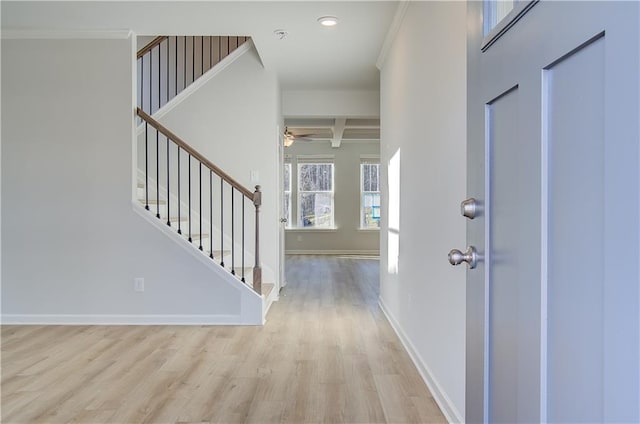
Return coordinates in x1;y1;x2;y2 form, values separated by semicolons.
465;2;639;422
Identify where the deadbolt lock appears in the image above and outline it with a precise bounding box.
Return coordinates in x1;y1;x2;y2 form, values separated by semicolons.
461;198;480;219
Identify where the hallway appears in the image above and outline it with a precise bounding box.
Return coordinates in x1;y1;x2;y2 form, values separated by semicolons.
1;256;445;423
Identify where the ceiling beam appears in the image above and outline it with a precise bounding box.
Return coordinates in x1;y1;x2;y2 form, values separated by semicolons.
331;118;347;148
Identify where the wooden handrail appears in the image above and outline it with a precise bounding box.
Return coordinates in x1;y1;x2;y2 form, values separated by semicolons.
137;36;168;59
136;107;254;199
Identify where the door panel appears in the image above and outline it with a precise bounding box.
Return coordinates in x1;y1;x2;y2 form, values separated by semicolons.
466;2;639;423
546;36;605;422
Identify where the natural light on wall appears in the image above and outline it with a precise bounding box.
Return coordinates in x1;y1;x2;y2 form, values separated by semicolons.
388;149;400;274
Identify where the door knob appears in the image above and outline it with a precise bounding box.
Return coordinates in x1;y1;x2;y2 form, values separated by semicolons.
448;246;479;269
461;198;479;219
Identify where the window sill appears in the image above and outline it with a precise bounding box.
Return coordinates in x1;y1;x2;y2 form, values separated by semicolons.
286;227;338;232
358;227;381;232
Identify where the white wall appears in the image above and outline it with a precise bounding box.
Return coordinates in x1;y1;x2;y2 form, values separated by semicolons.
155;44;281;286
378;2;467;421
282;90;379;118
285;141;380;254
1;35;261;324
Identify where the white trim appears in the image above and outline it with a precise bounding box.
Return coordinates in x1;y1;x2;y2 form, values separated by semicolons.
540;68;551;422
1;30;132;40
376;0;410;70
379;298;463;424
296;154;335;163
286;227;338;232
285;250;379;256
143;39;254;123
481;0;539;51
1;314;252;326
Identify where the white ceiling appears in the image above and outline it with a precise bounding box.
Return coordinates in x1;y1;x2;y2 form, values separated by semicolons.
2;1;399;91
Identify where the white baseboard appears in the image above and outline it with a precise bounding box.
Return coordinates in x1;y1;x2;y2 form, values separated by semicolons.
285;250;380;256
0;314;258;326
378;298;463;423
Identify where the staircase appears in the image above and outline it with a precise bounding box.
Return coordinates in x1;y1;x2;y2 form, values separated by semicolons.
134;35;277;321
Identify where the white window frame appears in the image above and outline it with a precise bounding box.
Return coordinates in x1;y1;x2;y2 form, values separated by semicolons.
360;158;381;230
283;160;292;228
297;156;335;229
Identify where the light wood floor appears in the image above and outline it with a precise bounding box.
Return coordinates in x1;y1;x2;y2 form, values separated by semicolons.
1;255;446;423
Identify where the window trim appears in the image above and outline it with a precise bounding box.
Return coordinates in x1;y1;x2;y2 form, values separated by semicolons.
481;0;538;52
297;161;335;229
283;161;292;228
360;161;381;230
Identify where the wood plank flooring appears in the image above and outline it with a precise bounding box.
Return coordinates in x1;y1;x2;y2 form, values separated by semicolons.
1;255;446;423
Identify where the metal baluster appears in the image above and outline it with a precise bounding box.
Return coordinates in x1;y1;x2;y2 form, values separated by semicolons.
210;170;213;259
177;146;182;234
156;129;160;219
149;49;153;114
140;57;143;112
201;36;204;76
166;38;169;106
192;36;195;84
183;36;186;92
242;196;245;283
145;123;149;210
199;163;203;250
209;36;212;69
188;155;192;243
231;187;235;275
220;179;224;267
166;136;171;226
174;37;178;98
157;43;161;111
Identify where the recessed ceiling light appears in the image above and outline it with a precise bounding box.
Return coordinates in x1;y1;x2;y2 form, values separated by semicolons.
317;16;339;27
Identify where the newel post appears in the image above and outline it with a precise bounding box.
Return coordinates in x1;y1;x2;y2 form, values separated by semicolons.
253;185;262;295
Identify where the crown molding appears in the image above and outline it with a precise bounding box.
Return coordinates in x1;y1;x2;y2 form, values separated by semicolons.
1;29;132;40
376;0;410;70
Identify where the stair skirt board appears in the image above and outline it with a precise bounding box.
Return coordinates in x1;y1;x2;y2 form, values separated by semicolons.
134;176;279;293
133;202;273;324
132;203;261;294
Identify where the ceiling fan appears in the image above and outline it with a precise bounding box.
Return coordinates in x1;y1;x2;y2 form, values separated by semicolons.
283;127;320;147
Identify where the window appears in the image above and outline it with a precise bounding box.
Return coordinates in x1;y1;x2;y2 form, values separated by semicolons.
484;0;515;34
361;162;380;229
297;160;334;228
283;161;292;228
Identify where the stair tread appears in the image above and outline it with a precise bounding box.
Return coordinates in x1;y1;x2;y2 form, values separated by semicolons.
139;199;166;205
169;217;188;222
207;249;231;258
262;283;275;298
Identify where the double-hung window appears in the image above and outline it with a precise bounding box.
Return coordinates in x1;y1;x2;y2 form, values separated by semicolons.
297;156;334;228
360;159;380;229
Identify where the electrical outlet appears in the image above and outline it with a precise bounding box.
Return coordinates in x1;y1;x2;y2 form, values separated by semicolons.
134;278;144;292
250;170;259;183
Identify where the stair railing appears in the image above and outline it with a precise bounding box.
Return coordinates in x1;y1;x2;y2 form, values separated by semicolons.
137;35;250;115
136;107;262;295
